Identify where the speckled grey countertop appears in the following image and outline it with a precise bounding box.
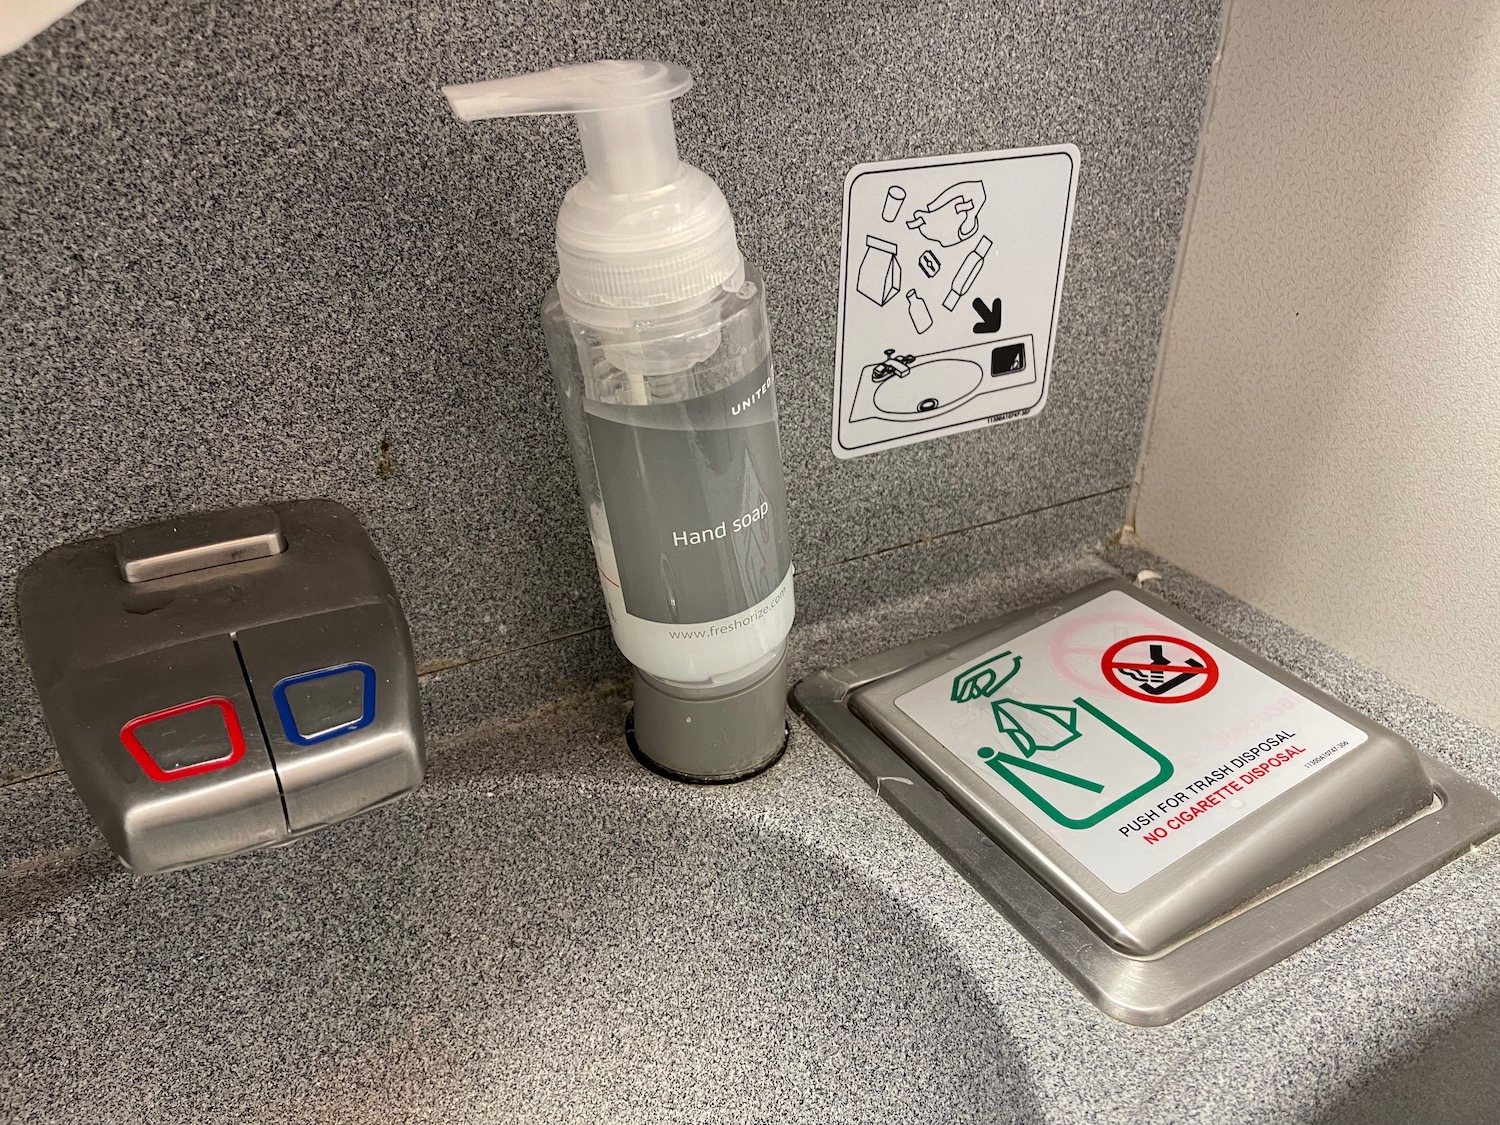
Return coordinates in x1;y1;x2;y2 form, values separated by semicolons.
5;547;1500;1124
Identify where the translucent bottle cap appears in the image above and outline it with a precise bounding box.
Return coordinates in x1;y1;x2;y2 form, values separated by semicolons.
445;60;691;121
442;61;744;323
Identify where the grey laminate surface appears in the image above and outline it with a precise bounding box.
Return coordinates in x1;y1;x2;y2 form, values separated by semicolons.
5;548;1498;1123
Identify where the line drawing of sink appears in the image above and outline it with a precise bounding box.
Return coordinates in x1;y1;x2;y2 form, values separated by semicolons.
873;356;985;417
848;334;1037;425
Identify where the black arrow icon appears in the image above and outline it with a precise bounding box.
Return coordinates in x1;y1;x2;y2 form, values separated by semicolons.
971;297;1002;334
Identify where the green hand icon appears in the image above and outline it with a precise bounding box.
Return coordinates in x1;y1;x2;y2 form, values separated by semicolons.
951;651;1021;704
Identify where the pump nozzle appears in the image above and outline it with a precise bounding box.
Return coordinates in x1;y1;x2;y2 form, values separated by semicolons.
444;61;692;194
442;61;742;321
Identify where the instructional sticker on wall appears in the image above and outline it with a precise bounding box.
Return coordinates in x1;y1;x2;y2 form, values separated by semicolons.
893;590;1369;892
832;145;1079;459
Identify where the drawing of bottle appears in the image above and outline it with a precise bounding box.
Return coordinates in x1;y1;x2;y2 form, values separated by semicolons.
906;289;933;334
942;236;993;311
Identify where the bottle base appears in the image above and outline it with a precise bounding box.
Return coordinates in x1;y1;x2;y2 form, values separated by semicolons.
625;710;789;785
626;645;790;782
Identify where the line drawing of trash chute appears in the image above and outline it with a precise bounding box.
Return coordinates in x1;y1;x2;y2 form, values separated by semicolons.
849;333;1037;423
856;235;902;306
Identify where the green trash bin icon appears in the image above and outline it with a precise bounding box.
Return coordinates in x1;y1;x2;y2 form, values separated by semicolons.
976;698;1173;830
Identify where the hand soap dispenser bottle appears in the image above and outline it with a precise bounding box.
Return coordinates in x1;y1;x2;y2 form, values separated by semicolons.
443;61;794;782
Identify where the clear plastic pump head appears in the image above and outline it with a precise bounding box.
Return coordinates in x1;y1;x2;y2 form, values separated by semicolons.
442;60;744;325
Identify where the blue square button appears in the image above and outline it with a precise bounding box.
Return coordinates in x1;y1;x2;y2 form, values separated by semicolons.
273;663;376;746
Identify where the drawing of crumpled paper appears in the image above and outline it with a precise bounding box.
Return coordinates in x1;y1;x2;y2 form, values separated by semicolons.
992;699;1081;757
906;181;987;247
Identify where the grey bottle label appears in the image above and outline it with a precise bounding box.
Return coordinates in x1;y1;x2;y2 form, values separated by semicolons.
585;362;791;625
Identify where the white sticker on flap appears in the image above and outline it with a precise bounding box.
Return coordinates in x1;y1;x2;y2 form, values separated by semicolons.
832;144;1078;459
894;589;1369;892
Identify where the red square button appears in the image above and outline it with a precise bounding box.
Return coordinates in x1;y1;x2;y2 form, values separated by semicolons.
120;697;248;782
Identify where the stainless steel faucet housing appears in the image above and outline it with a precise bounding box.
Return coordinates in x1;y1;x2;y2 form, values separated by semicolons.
18;500;425;874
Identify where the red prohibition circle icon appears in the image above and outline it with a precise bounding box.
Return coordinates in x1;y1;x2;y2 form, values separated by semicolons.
1101;634;1220;704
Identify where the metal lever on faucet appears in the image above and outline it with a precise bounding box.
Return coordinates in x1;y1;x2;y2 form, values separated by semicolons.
116;505;286;583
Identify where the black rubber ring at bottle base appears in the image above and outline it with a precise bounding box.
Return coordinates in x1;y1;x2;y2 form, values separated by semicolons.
624;708;789;786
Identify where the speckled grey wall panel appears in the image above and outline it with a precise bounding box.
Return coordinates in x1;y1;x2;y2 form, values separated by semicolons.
0;0;1221;774
419;488;1127;741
